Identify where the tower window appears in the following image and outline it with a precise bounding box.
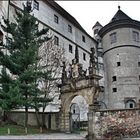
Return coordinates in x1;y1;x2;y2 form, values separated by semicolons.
83;53;86;61
33;0;39;10
110;32;117;44
112;76;117;82
82;35;85;42
112;88;117;92
94;29;98;35
69;45;73;53
54;36;59;45
117;62;121;66
139;75;140;80
68;25;72;33
133;31;139;42
54;15;59;24
138;62;140;67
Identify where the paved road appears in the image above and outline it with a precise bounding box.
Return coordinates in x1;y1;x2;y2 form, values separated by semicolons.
0;132;87;140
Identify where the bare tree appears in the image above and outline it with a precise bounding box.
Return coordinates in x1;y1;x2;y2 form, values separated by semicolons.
38;37;65;128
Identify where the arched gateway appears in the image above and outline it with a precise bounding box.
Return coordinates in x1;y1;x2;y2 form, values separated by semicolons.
59;47;101;132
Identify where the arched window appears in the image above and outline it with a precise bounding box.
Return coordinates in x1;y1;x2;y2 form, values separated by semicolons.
125;100;136;109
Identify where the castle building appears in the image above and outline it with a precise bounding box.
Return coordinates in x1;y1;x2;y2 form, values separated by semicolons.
98;6;140;109
0;0;97;123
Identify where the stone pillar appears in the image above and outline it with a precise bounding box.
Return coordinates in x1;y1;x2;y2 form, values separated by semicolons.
59;110;70;133
88;104;96;140
88;103;100;140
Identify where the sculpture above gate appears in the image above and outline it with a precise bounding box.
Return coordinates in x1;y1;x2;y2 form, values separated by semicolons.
59;46;102;132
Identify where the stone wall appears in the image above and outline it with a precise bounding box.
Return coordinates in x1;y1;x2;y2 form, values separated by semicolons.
93;108;140;139
8;111;59;130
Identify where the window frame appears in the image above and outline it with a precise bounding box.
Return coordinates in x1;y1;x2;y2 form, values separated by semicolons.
54;14;59;24
110;32;117;44
112;88;117;92
83;52;86;61
125;100;136;109
112;76;117;82
138;62;140;67
133;31;139;42
68;25;72;33
82;35;86;42
33;0;39;10
69;44;73;53
94;29;98;35
117;62;121;67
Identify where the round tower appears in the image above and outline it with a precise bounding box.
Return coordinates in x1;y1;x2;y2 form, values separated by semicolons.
99;7;140;109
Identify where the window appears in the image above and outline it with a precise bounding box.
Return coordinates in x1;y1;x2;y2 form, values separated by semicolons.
133;31;139;42
33;0;39;10
112;76;117;82
54;15;59;24
112;88;117;92
98;63;104;70
68;25;72;33
117;62;121;66
54;36;59;45
94;29;98;35
82;35;85;42
138;62;140;67
125;100;136;109
0;30;3;45
83;53;86;61
69;45;73;53
110;32;117;44
139;75;140;80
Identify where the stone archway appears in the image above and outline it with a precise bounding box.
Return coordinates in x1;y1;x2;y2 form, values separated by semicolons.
58;47;101;132
59;83;97;132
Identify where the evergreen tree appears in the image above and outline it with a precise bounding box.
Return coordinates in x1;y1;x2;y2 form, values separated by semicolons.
0;3;51;127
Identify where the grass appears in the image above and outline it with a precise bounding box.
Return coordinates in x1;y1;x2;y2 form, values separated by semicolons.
0;124;48;135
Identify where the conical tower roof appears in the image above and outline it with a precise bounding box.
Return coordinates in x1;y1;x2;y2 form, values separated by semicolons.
110;7;132;22
98;6;140;38
92;21;102;29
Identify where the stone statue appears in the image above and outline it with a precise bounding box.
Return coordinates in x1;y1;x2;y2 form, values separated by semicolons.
62;61;67;84
71;59;79;78
90;48;96;68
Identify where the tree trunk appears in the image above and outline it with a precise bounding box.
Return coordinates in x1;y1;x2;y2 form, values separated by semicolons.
41;106;46;128
35;109;41;127
2;111;7;122
25;106;28;128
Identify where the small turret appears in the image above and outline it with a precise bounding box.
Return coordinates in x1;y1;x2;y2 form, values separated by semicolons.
92;21;102;41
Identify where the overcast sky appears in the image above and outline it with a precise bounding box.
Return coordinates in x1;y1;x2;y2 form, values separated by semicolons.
56;1;140;36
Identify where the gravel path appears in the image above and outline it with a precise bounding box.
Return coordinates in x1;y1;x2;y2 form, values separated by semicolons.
0;132;87;140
